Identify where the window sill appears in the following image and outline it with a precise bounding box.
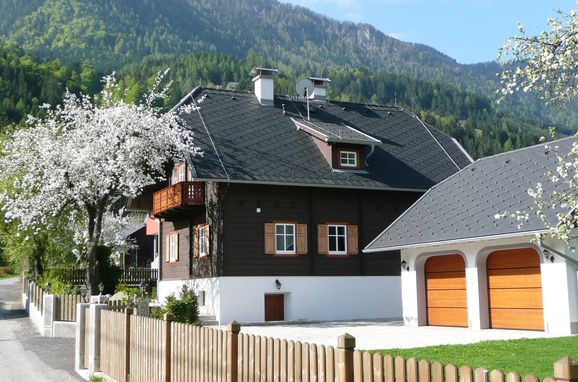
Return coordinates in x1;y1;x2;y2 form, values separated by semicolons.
272;253;299;257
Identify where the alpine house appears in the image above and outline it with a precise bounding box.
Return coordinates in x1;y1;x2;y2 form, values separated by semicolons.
143;68;472;324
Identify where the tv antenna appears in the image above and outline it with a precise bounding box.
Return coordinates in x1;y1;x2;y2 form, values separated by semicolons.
296;78;314;121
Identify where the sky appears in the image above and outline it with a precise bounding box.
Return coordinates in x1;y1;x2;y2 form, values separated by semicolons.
281;0;575;64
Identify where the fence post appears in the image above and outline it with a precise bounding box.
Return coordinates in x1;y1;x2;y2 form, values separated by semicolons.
42;293;56;337
337;333;355;382
162;313;173;382
88;303;108;375
123;308;132;382
227;320;241;382
554;358;578;382
74;303;90;373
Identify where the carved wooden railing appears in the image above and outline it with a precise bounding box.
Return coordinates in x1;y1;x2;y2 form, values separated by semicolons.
152;181;204;215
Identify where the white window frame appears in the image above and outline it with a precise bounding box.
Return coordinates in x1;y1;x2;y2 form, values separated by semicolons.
178;164;186;182
168;233;178;262
339;151;358;168
275;223;296;255
153;235;159;258
199;226;208;257
328;224;348;255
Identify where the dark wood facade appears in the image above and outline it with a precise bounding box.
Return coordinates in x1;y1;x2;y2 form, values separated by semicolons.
159;182;419;281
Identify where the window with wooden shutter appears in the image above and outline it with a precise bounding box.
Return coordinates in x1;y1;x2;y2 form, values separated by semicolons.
165;234;170;262
193;226;199;257
264;223;275;254
347;225;359;255
317;224;329;255
296;224;308;254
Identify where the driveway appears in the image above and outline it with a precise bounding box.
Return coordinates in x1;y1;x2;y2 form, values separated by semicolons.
222;319;559;350
0;276;81;382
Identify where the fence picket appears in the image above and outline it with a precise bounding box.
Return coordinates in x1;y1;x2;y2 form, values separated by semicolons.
490;370;505;382
326;346;335;382
460;366;473;382
506;372;521;382
446;364;459;382
432;362;444;382
475;368;489;382
395;356;406;382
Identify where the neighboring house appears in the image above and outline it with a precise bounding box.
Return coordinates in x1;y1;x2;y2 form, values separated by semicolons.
365;137;578;335
145;68;472;324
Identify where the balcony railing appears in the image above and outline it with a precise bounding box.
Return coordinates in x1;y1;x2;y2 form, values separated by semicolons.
152;181;204;216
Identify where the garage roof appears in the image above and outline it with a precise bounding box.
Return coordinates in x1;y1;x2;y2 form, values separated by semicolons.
365;137;576;252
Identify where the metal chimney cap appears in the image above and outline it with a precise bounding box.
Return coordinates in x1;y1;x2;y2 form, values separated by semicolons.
250;67;280;77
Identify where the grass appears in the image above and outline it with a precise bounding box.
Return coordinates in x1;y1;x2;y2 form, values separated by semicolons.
0;272;18;280
372;336;578;378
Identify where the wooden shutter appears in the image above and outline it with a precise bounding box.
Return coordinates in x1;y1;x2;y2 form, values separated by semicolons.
264;223;275;254
317;224;328;255
296;224;308;255
204;225;210;256
193;226;199;258
174;234;179;261
165;234;170;263
347;225;358;255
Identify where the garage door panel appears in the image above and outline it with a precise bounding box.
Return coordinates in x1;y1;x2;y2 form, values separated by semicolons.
488;288;543;309
487;249;543;331
426;289;467;308
425;271;466;290
487;268;541;289
489;309;544;330
427;308;468;327
487;248;540;270
425;255;465;272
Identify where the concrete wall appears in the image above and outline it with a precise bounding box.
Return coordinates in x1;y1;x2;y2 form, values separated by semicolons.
159;276;401;324
400;234;578;335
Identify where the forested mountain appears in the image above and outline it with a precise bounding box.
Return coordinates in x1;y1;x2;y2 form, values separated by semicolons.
0;0;572;158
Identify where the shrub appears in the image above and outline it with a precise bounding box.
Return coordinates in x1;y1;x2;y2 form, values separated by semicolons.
152;284;199;324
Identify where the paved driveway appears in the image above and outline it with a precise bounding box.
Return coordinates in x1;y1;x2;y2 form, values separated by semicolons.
221;319;559;351
0;276;81;382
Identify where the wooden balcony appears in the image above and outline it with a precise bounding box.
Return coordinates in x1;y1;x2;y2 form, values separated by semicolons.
152;181;204;217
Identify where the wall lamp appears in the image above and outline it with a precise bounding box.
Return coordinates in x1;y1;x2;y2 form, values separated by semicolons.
275;279;282;290
543;250;555;263
400;259;410;272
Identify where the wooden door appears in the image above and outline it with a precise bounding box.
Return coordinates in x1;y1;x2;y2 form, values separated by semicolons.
264;294;284;321
425;254;467;327
487;248;543;330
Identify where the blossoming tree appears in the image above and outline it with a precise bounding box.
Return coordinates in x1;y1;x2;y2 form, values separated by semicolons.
0;72;198;293
497;3;578;242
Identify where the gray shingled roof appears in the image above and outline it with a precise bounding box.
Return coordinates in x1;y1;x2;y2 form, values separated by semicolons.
180;89;472;191
364;138;576;252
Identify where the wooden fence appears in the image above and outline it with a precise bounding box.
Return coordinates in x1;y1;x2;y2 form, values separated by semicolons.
97;310;575;382
55;294;82;321
120;267;158;286
29;281;44;311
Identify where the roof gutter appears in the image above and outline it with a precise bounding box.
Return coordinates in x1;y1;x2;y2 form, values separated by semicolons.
539;241;578;266
363;229;553;253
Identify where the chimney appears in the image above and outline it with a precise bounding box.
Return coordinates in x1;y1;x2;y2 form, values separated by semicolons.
250;67;279;106
308;77;331;101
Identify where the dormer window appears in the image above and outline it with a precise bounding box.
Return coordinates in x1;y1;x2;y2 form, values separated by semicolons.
339;151;358;168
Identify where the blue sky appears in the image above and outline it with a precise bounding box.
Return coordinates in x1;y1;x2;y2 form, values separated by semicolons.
282;0;574;64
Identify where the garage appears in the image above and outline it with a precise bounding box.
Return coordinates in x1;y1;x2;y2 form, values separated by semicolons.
487;248;543;330
425;254;467;327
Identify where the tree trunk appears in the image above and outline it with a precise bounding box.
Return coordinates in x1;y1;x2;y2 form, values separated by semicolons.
85;201;106;295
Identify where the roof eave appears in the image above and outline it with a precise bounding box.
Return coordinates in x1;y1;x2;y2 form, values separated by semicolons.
362;228;554;253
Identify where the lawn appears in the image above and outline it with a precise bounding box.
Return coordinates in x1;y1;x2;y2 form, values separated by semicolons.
373;336;578;378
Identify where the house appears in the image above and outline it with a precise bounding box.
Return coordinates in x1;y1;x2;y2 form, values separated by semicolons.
364;137;578;335
146;68;472;324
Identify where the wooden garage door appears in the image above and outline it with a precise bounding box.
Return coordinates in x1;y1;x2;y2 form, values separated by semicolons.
264;294;284;321
425;255;467;327
487;248;543;330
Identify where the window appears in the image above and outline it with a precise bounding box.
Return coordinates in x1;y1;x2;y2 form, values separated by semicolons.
194;224;209;257
165;233;178;263
275;223;295;254
328;225;347;254
339;151;358;168
317;223;358;256
264;223;307;255
170;163;187;184
199;226;208;257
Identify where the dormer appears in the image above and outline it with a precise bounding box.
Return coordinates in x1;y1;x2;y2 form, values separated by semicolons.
292;118;381;171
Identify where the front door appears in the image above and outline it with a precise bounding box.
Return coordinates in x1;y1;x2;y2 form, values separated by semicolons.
264;294;284;321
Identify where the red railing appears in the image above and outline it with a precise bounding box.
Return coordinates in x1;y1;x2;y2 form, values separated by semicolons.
152;181;204;215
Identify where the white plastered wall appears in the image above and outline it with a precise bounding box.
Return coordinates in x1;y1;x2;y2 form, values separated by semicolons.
400;234;578;335
160;276;401;325
157;278;221;321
